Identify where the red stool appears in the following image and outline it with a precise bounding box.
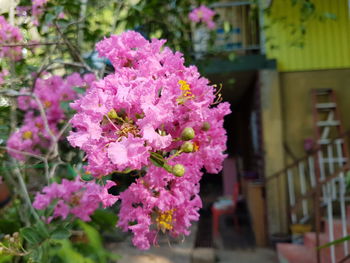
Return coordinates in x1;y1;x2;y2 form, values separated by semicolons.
212;182;240;238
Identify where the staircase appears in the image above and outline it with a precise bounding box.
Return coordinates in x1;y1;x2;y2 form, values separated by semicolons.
266;89;350;263
277;216;350;263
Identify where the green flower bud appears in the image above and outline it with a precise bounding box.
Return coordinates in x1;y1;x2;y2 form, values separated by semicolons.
181;141;194;153
108;109;118;119
181;127;195;141
172;164;185;177
201;122;210;131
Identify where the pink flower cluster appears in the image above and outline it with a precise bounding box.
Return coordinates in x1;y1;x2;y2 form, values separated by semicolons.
0;16;23;60
189;5;216;29
7;73;95;160
33;179;118;222
31;0;49;25
68;31;230;249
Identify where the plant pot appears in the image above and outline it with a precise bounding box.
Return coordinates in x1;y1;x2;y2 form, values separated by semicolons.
270;233;291;248
0;182;11;208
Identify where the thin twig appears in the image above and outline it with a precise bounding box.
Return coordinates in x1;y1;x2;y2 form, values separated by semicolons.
2;146;46;161
11;160;41;223
54;22;92;72
0;41;64;47
2;146;50;183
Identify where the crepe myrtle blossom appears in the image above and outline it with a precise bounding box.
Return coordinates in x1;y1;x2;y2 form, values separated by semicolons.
7;73;95;161
0;16;23;60
67;31;230;249
31;0;50;25
189;5;216;29
7;112;59;160
33;179;118;222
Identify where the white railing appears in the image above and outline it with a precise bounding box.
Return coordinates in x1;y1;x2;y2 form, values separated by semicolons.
267;132;350;263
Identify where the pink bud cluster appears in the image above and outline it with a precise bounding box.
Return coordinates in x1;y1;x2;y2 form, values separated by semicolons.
33;179;118;222
68;31;230;250
7;73;95;160
189;5;216;29
0;16;23;61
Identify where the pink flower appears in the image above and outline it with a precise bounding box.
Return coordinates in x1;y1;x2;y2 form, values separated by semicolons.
189;5;216;29
0;16;23;60
67;31;230;249
107;136;150;171
33;178;118;221
9;72;94;161
99;180;119;208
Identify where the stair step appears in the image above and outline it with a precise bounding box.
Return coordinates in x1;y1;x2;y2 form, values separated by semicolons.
277;243;318;263
304;232;349;262
317;120;340;127
316;103;337;109
318;138;344;145
315;88;333;95
304;232;329;248
325;219;350;239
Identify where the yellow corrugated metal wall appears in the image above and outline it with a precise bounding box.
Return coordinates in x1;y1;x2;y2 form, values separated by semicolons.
265;0;350;72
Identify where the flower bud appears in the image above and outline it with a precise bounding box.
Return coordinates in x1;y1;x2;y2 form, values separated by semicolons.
13;232;19;238
4;235;10;240
172;164;185;177
9;237;14;243
181;127;195;141
108;109;118;119
180;141;194;153
201;122;210;131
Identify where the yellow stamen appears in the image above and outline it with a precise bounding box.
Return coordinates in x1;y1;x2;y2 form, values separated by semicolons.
156;209;175;232
178;80;190;91
193;141;200;152
22;131;33;140
35;122;43;129
177;80;195;104
44;101;52;108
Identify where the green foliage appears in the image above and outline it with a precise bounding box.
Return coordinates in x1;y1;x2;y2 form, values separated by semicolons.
264;0;337;49
48;221;120;263
318;235;350;250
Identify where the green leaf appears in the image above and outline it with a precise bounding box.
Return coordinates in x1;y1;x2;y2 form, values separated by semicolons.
67;164;78;178
44;13;55;25
78;222;103;252
51;227;71;240
20;227;43;245
81;173;94;182
91;209;118;230
50;240;94;263
150;155;165;168
78;221;106;263
318;235;350;249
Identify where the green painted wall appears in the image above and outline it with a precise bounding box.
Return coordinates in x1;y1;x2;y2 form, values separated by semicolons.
265;0;350;72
